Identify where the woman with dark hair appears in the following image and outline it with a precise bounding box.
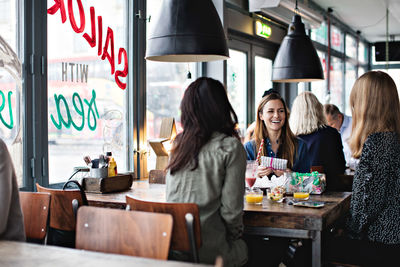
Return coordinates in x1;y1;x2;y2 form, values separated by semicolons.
244;92;310;177
166;77;247;266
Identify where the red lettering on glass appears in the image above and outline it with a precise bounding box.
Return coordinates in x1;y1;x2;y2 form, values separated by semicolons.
97;16;103;56
68;0;85;33
48;0;128;90
115;48;128;90
101;28;115;75
48;0;67;23
83;7;96;47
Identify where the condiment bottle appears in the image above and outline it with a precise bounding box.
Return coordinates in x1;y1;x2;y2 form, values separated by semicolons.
108;157;117;177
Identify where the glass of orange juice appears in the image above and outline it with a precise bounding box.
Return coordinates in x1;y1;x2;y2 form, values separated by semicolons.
293;188;310;201
245;188;263;205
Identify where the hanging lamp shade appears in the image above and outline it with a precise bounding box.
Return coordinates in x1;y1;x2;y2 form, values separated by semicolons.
145;0;229;62
272;14;324;82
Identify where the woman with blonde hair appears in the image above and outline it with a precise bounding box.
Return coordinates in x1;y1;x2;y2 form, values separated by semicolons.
325;71;400;265
289;92;345;190
244;92;310;177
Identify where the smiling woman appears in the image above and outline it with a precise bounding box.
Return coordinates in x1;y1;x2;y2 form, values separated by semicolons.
243;92;310;177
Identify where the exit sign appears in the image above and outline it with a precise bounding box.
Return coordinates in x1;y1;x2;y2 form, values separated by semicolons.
255;21;272;39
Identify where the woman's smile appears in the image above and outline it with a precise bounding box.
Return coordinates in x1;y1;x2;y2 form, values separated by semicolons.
260;99;286;132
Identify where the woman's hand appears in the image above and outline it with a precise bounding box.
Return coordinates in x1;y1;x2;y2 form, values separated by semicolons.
256;165;273;178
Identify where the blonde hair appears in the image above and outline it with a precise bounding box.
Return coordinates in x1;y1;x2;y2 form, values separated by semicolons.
289;92;327;135
349;71;400;158
253;93;297;168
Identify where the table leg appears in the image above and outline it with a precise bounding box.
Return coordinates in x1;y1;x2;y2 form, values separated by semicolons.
311;231;321;267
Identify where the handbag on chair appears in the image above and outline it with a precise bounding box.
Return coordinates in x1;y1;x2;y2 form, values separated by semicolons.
44;180;88;248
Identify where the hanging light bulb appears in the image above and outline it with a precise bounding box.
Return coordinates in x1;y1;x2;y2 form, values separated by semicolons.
272;0;323;82
145;0;229;62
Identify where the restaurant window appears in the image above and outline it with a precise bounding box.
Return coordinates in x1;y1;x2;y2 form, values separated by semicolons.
375;69;400;95
0;0;24;186
254;56;272;114
47;0;129;183
330;56;344;109
227;49;247;136
345;35;357;59
345;63;356;115
311;51;328;104
358;42;367;63
331;26;343;52
146;0;197;171
358;66;367;77
310;21;327;45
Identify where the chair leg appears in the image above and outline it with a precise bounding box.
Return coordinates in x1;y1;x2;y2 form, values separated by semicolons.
72;199;79;219
185;213;199;263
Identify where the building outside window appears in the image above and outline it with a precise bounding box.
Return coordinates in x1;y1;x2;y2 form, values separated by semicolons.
345;63;356;115
311;51;327;104
310;21;327;45
146;0;197;171
331;26;343;52
330;56;344;109
0;0;24;186
227;49;247;137
47;0;129;183
345;35;357;59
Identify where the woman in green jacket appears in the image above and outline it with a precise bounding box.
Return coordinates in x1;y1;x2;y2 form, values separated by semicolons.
166;77;247;266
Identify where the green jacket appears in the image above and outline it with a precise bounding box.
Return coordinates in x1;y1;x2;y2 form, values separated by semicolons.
166;132;247;266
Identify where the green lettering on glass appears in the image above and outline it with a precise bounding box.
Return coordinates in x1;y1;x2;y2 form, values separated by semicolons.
0;91;14;129
84;90;99;131
50;89;99;131
51;94;72;129
71;92;84;131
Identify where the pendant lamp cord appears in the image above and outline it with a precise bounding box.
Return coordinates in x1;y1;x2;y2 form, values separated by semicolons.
386;7;389;70
187;63;192;79
294;0;299;15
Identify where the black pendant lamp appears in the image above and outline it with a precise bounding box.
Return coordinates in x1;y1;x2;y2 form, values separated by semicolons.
272;1;323;82
145;0;229;62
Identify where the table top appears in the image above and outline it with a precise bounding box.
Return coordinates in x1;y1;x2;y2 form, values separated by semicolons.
86;181;165;208
0;241;211;267
244;191;351;231
86;181;351;231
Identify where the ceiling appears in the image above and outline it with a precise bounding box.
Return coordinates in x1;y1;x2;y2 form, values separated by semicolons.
311;0;400;43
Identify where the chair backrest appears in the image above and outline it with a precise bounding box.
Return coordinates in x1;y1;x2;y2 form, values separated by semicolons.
148;169;166;184
19;191;51;242
36;183;84;231
126;196;202;255
76;206;173;260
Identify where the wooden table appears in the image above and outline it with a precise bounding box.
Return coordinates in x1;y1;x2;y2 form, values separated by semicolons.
86;181;351;267
244;191;351;267
87;181;165;209
0;241;211;267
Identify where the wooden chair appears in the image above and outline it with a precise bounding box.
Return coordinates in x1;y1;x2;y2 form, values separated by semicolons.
76;206;173;260
36;183;87;247
126;195;202;262
148;169;167;184
19;191;51;243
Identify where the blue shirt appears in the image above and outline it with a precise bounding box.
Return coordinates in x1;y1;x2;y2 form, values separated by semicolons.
243;137;310;173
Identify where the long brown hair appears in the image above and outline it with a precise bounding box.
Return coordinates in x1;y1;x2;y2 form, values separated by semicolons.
253;93;297;168
349;71;400;158
167;77;239;174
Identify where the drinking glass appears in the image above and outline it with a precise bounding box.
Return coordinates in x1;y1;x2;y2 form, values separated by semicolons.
245;187;263;205
245;160;258;189
293;187;310;201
